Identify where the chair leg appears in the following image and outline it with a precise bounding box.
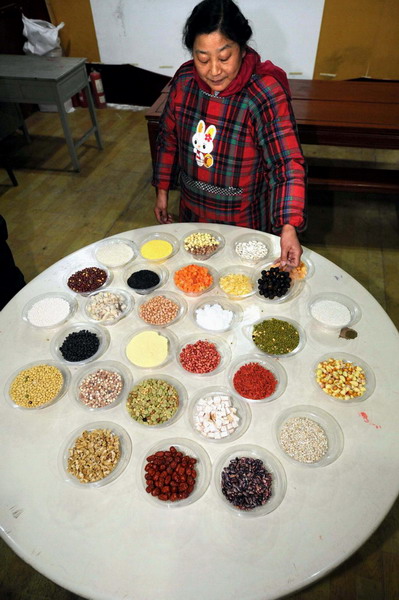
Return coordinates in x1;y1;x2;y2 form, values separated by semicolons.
4;165;18;186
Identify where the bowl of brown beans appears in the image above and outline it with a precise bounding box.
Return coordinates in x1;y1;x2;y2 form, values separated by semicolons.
176;334;231;377
72;360;133;411
136;291;187;328
5;360;71;410
213;444;287;517
312;352;376;403
84;288;134;326
125;375;186;428
65;264;112;296
59;421;132;487
140;438;211;507
273;405;344;467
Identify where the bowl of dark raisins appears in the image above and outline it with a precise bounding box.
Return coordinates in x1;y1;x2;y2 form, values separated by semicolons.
253;263;302;303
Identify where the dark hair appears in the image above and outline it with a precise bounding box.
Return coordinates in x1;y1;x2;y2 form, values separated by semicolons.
183;0;252;51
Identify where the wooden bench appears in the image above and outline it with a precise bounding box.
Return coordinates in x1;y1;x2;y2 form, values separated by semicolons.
145;79;399;194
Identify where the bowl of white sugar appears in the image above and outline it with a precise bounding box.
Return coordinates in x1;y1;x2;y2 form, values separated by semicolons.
308;292;361;331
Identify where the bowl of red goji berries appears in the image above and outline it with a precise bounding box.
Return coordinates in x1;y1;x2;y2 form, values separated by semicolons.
228;354;288;402
176;334;232;377
140;438;211;507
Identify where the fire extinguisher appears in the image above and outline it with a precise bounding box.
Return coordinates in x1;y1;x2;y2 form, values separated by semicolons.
89;70;107;108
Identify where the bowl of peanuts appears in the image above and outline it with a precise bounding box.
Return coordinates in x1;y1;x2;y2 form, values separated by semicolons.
136;291;187;328
140;437;211;507
312;352;376;403
59;421;132;487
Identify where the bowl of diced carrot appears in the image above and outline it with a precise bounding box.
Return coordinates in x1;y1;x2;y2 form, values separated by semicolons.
173;263;218;297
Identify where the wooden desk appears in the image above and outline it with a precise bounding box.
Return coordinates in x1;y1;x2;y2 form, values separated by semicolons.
0;55;103;172
146;79;399;194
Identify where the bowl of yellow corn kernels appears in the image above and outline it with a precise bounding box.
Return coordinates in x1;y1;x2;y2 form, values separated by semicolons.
217;265;257;300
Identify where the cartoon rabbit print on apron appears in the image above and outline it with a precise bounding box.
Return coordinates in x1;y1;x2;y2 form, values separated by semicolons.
192;120;217;168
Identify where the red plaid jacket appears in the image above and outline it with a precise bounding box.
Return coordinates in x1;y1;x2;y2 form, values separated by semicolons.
152;60;307;233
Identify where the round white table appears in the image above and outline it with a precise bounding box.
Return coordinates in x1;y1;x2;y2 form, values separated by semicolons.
1;223;398;600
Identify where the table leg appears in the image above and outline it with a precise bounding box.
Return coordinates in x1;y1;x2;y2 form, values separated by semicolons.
85;83;104;150
55;94;81;172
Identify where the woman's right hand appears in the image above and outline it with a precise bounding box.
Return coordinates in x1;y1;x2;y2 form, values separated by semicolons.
154;189;173;224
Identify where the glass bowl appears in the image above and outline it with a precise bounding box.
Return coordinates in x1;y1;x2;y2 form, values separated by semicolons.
273;405;344;467
228;354;287;403
253;261;303;304
213;444;287;517
244;316;306;358
217;265;256;300
59;421;132;488
124;327;177;369
84;288;133;326
172;263;217;297
181;229;225;260
94;237;137;269
124;262;168;295
188;386;251;443
22;291;78;329
312;352;376;403
125;374;186;428
50;322;110;366
136;291;187;328
176;334;231;377
138;232;179;263
4;360;71;410
191;295;243;333
232;232;272;266
308;292;362;330
72;360;133;411
64;264;112;296
139;437;211;508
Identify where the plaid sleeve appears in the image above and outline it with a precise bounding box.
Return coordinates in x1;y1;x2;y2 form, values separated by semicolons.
151;80;181;191
251;78;307;233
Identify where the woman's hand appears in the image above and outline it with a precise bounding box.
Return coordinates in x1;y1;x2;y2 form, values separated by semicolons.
154;189;173;224
279;224;302;268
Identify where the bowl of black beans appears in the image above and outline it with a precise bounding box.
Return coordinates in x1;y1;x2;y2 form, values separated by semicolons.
51;322;110;366
253;262;302;303
124;262;168;295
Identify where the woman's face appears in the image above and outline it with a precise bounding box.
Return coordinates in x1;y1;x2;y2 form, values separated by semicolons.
193;31;245;93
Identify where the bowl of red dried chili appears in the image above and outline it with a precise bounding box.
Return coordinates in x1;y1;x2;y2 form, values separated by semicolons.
213;444;287;517
228;354;287;402
176;334;231;377
65;264;112;296
140;437;211;507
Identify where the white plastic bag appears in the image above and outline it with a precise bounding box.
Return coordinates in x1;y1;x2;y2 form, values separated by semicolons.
22;14;64;56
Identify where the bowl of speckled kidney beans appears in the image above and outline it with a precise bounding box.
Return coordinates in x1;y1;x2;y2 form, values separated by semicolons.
65;264;112;296
140;438;211;507
213;444;287;517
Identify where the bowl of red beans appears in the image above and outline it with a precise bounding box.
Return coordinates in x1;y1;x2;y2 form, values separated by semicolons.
228;354;287;402
176;334;231;377
65;264;112;296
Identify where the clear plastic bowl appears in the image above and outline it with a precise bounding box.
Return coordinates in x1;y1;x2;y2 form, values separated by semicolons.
50;322;110;366
172;263;218;297
123;261;168;295
308;292;362;330
4;360;71;410
228;354;287;403
188;386;251;443
59;421;132;488
243;316;306;358
72;360;133;411
176;334;231;377
136;291;187;328
125;374;186;428
253;261;303;304
191;295;243;333
94;237;137;269
84;288;133;326
181;229;225;261
273;405;344;467
272;253;315;281
124;327;177;369
138;232;179;263
64;264;112;296
312;352;376;403
213;444;287;517
22;291;78;329
139;437;211;508
232;232;273;266
217;265;256;300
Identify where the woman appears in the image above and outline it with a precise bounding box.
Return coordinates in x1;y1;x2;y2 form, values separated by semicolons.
153;0;306;267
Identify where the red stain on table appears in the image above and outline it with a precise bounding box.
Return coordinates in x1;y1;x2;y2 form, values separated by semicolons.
359;412;381;429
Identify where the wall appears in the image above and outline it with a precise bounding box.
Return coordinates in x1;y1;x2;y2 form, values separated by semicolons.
90;0;325;80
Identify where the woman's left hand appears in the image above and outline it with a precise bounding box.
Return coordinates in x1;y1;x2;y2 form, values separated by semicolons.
279;224;303;268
